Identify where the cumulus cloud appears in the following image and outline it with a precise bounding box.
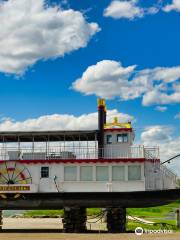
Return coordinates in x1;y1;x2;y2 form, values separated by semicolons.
142;88;180;106
0;0;100;74
72;60;137;99
163;0;180;12
141;125;180;174
0;110;134;131
72;60;180;106
104;0;180;20
141;125;173;144
104;0;144;20
103;0;162;20
155;106;167;112
175;113;180;119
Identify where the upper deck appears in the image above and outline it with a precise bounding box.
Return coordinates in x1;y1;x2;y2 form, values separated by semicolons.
0;145;159;162
0;130;159;162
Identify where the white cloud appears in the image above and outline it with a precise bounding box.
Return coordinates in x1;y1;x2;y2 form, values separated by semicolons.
141;125;172;144
104;0;144;20
142;91;180;106
0;110;134;131
141;125;180;174
72;60;137;99
155;106;167;112
72;60;180;106
104;0;180;20
163;0;180;12
175;113;180;119
0;0;100;74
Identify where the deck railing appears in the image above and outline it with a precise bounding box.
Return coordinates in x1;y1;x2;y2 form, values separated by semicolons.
0;145;159;161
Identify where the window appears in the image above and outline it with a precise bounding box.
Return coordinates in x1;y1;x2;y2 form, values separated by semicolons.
80;166;93;181
128;165;141;180
106;135;112;144
112;166;125;181
41;167;49;178
117;134;128;143
96;166;109;181
64;166;77;181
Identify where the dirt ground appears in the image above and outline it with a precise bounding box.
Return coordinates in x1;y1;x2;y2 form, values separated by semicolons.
0;218;180;240
0;232;180;240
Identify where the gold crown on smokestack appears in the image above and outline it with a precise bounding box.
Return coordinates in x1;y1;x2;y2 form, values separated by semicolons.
98;98;106;107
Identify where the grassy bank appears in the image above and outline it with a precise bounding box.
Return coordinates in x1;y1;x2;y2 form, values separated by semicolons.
23;201;180;218
22;202;180;231
23;208;102;218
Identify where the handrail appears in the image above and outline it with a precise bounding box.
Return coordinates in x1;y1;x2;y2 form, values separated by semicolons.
0;145;159;160
161;154;180;165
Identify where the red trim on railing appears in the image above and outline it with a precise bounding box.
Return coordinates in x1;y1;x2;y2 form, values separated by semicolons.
0;158;160;164
7;168;15;171
104;128;132;132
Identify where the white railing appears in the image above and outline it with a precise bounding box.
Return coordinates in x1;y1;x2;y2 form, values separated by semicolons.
160;164;177;189
145;160;177;190
0;145;160;161
144;147;160;159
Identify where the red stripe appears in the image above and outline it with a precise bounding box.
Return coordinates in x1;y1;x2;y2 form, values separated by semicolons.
0;158;160;164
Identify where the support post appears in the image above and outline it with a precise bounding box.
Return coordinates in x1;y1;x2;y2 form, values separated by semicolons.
63;207;87;233
176;209;180;228
0;210;3;230
106;207;126;233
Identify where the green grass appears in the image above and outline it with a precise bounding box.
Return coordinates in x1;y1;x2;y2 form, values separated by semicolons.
22;201;180;232
127;207;171;218
23;210;63;217
23;208;101;218
127;201;180;219
126;201;180;232
23;202;180;219
127;220;179;232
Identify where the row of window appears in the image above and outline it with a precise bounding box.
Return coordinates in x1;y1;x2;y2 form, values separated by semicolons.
106;134;128;144
41;165;141;181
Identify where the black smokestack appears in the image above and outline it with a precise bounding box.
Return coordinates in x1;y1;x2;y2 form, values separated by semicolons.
98;99;106;159
104;105;107;125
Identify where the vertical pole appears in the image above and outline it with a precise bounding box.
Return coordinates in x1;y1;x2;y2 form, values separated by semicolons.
95;133;97;159
86;135;89;159
79;134;81;159
47;135;50;159
32;136;34;160
176;209;180;228
0;210;3;230
64;134;66;153
71;135;74;159
2;136;5;160
46;137;48;159
18;136;21;160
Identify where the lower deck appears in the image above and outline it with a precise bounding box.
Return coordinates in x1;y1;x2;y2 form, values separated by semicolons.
0;157;177;193
0;189;180;209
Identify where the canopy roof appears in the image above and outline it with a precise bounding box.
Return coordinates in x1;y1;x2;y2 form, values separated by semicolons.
0;130;98;142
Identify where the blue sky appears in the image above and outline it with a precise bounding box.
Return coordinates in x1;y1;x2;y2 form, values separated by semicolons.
0;0;179;163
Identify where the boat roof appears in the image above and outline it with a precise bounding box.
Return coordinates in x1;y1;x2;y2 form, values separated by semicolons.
0;130;98;142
